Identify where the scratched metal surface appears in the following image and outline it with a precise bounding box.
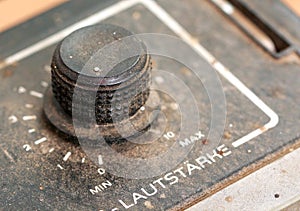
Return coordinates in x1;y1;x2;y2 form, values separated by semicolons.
0;0;299;210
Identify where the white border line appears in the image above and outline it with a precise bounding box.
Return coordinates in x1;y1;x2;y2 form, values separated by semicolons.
0;0;140;69
140;0;279;148
0;0;278;148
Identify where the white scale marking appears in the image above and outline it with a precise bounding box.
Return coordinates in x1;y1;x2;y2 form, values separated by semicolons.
81;157;86;163
41;81;48;87
23;115;37;121
34;137;47;145
57;164;64;170
8;115;18;123
44;65;51;72
18;86;26;94
29;91;43;98
28;128;36;133
49;148;55;153
98;155;103;165
25;104;34;108
63;152;72;161
0;0;279;148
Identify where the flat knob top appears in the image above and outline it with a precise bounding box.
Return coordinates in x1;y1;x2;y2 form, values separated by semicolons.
59;24;145;79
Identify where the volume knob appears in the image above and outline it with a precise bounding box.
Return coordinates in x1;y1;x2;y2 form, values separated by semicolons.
44;24;159;139
52;24;151;124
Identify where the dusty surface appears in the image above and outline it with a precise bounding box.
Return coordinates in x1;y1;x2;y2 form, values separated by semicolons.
0;0;299;210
